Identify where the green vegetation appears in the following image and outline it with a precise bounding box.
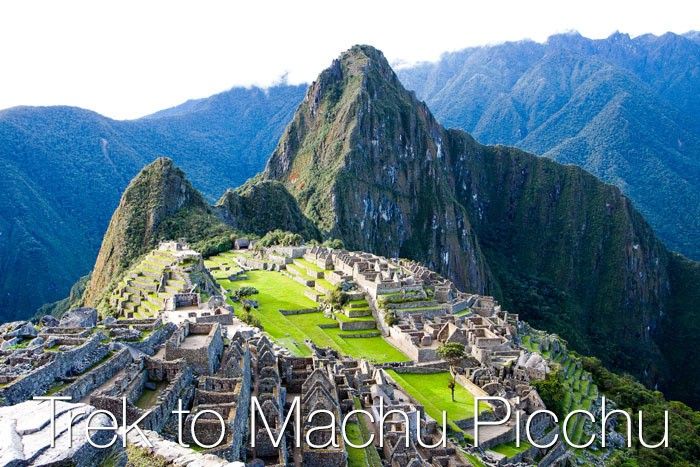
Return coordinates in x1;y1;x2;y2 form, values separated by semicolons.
345;398;382;467
437;342;466;401
531;367;567;418
490;440;532;457
386;370;489;432
256;229;304;248
233;286;258;298
211;255;407;363
125;445;169;467
398;33;700;260
216;180;320;240
522;334;598;445
322;238;344;249
134;381;167;410
583;356;700;467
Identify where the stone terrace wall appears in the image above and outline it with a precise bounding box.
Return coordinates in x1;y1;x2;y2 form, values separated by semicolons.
120;322;176;355
386;329;438;363
0;334;109;405
91;359;193;431
57;347;133;402
302;449;347;467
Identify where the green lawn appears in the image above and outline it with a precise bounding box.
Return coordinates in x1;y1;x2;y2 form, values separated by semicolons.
386;371;489;432
490;440;532;457
294;258;325;272
215;264;408;363
345;398;383;466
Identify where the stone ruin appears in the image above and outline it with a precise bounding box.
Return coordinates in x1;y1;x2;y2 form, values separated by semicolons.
0;242;577;466
164;321;225;375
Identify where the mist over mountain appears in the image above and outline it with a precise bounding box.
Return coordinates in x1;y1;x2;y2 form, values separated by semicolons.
398;31;700;260
0;85;305;319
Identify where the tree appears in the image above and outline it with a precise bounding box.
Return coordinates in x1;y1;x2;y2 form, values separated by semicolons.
531;367;566;417
328;287;348;311
322;238;345;249
437;342;465;401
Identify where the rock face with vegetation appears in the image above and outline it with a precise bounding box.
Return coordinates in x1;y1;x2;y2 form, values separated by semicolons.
216;180;319;240
82;157;230;307
398;32;700;260
258;45;700;407
263;46;492;294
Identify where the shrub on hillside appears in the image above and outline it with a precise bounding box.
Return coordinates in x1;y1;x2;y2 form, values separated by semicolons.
256;229;304;248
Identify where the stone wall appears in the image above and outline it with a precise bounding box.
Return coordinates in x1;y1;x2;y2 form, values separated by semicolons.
278;308;318;316
386;329;438;363
121;322;176;355
0;334;110;405
196;313;234;325
301;449;347;467
339;320;376;331
165;322;224;375
57;347;132;402
91;359;193;432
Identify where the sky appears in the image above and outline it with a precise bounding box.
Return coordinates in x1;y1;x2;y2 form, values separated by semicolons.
0;0;698;120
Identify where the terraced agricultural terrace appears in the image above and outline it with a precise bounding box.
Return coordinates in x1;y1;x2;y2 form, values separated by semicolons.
207;252;408;363
521;332;601;451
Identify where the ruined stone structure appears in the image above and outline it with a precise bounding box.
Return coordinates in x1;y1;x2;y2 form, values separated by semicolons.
0;242;580;466
164;322;225;375
90;357;193;431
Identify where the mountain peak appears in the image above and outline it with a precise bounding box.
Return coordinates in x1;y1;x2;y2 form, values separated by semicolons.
82;156;209;307
262;44;437;231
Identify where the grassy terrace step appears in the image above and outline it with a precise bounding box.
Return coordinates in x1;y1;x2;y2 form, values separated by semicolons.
521;333;599;446
386;371;490;433
213;261;408;363
344;308;372;318
294;258;326;273
287;261;334;294
489;440;532;458
347;398;382;467
335;312;375;323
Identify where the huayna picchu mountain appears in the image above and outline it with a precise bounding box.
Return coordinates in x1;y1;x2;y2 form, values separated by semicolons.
253;45;700;407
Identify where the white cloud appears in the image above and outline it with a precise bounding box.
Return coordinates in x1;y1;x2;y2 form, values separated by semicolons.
0;0;697;119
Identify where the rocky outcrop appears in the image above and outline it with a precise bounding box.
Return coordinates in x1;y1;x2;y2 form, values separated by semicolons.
216;180;319;240
59;307;97;328
0;400;120;466
127;429;243;466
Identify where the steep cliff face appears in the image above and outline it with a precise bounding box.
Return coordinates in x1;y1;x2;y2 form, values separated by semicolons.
82;157;215;307
215;180;319;239
263;45;492;294
261;45;692;394
447;138;670;375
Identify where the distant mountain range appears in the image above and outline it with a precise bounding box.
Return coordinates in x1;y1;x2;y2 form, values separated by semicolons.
0;85;305;318
398;31;700;260
1;30;698;334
